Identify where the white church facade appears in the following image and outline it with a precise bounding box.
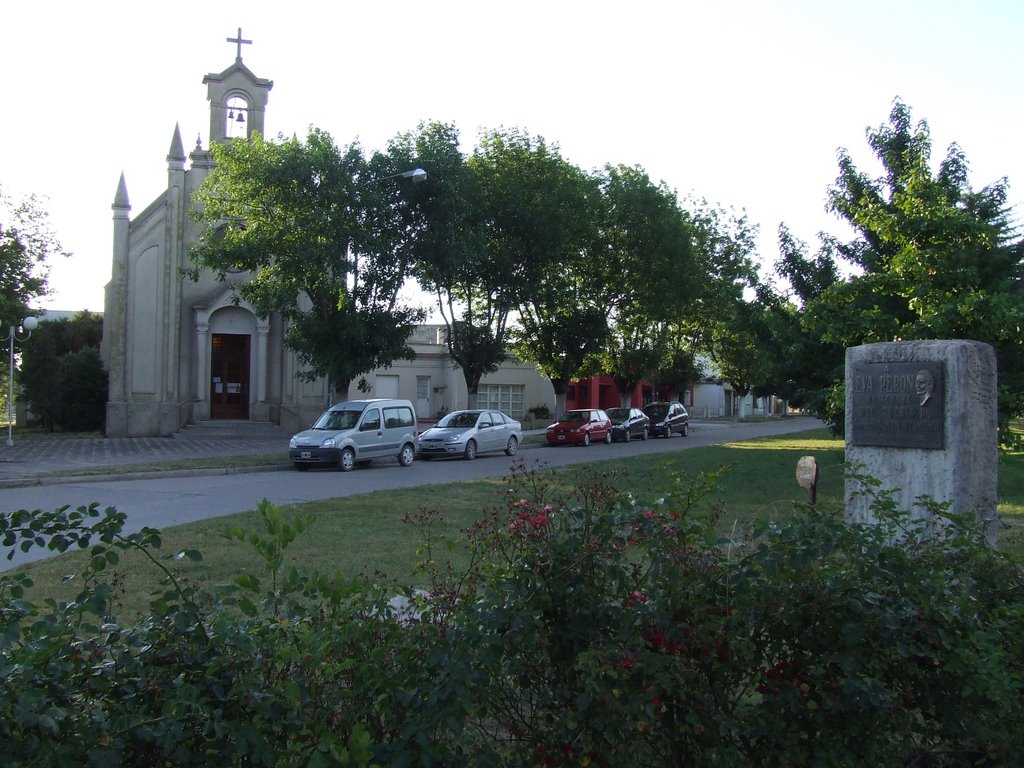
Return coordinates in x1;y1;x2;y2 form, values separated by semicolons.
101;36;555;437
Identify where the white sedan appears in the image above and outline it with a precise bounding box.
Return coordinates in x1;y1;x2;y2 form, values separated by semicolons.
416;409;523;461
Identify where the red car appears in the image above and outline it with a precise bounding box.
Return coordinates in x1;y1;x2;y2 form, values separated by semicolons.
546;408;613;446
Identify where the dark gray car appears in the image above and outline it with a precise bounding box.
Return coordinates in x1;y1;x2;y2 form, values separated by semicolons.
642;401;689;438
607;407;650;442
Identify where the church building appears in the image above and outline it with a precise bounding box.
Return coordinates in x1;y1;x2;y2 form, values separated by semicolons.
101;33;555;437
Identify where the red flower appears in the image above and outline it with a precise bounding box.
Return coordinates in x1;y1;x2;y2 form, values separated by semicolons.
626;590;649;608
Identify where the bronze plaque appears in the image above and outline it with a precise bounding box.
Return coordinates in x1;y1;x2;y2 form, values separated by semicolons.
850;361;944;449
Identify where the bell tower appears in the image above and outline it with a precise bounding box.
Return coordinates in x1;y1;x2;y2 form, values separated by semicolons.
202;28;274;144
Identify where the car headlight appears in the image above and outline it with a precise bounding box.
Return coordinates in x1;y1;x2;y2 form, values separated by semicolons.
321;437;336;448
289;437;298;449
446;434;462;443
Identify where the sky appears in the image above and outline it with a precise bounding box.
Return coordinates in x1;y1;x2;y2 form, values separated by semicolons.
1;0;1022;315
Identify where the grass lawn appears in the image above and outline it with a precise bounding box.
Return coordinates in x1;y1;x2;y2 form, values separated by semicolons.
10;427;1024;619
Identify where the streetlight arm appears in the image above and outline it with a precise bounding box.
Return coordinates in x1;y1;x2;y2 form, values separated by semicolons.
374;168;428;184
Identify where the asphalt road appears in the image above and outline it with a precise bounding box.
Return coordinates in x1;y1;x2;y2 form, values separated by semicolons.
2;417;822;571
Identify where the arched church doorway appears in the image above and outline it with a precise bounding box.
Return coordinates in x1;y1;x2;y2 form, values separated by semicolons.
210;333;250;419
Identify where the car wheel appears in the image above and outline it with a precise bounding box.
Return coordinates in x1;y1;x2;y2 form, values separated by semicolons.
338;448;356;472
641;426;648;441
623;429;631;442
294;463;309;471
682;423;689;437
505;436;519;456
464;440;478;461
398;443;415;467
582;432;591;447
604;430;612;444
663;427;672;438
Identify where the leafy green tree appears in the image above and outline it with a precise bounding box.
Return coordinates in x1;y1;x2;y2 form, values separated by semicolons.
404;122;495;404
508;155;604;414
706;292;777;416
594;165;698;404
512;301;608;415
1;187;69;417
0;186;68;325
675;200;759;354
412;125;596;403
189;129;424;397
665;200;760;405
771;225;846;430
785;100;1024;433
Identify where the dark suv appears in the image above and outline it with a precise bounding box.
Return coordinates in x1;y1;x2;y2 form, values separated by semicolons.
642;401;689;438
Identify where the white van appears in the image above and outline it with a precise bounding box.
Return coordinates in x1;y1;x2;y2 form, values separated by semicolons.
289;399;418;472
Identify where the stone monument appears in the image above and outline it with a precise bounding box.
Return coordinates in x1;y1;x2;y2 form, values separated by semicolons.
845;340;998;546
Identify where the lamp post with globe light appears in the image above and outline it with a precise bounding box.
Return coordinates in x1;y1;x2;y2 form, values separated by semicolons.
7;316;38;446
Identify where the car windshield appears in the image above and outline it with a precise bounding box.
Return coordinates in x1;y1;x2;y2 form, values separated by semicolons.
560;410;590;422
645;404;668;420
313;409;361;430
606;408;629;421
438;411;480;429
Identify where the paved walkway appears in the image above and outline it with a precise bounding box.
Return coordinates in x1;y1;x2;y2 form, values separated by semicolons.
0;434;289;487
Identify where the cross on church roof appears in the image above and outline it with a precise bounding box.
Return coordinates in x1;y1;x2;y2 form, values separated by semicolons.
227;27;252;62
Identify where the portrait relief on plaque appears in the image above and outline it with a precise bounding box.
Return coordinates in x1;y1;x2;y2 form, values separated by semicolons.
850;361;945;449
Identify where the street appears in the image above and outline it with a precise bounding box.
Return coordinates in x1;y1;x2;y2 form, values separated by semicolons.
2;417;823;570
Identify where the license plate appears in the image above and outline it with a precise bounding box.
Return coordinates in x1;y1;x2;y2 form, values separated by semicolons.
301;451;311;459
557;435;566;441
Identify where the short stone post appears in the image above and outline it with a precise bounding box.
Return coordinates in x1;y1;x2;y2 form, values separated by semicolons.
845;340;998;546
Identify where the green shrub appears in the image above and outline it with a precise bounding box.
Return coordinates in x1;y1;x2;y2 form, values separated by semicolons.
2;465;1023;766
56;347;108;432
528;404;551;420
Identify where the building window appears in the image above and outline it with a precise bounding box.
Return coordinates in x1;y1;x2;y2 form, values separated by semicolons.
477;384;525;419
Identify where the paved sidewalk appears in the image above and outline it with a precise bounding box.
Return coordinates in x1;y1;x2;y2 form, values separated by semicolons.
0;435;290;488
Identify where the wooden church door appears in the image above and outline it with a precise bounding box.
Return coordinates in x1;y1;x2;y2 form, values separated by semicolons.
210;334;250;420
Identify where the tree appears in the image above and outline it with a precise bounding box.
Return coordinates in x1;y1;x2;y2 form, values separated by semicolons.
675;199;759;355
1;187;69;419
508;153;604;414
786;100;1024;433
593;165;698;404
188;129;424;397
668;200;761;405
771;225;846;430
412;125;597;404
706;292;777;417
0;186;68;325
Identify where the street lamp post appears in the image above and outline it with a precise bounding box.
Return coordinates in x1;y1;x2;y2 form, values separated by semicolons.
6;316;38;447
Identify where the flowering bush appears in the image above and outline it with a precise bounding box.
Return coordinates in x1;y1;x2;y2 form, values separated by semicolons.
2;461;1023;766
